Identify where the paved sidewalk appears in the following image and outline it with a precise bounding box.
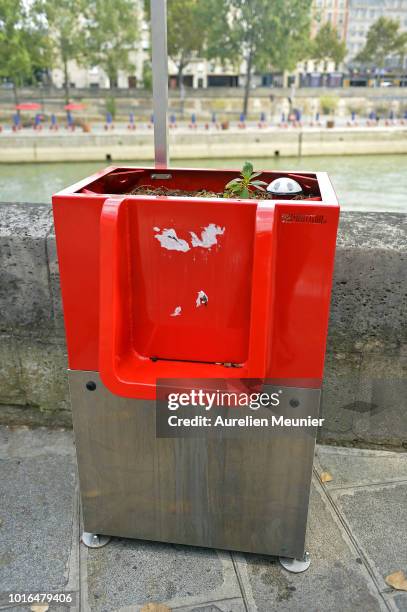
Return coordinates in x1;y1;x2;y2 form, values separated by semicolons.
0;426;406;612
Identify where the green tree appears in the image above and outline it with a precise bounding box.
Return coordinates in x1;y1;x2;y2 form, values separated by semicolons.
41;0;88;103
204;0;313;116
0;0;49;104
167;0;206;89
312;23;346;69
142;60;152;91
356;17;407;71
105;95;116;118
145;0;206;97
85;0;140;89
27;24;53;87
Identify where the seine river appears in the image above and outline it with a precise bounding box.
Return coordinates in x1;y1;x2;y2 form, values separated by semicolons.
0;154;406;212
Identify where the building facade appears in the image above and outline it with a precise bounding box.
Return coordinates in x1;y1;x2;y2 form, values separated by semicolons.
311;0;349;40
346;0;407;61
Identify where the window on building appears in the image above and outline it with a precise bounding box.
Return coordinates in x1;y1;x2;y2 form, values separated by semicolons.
208;75;238;87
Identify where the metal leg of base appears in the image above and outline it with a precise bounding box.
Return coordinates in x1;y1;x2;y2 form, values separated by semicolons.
81;531;111;548
279;551;311;573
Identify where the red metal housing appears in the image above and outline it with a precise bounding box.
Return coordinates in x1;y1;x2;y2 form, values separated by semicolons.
53;166;339;399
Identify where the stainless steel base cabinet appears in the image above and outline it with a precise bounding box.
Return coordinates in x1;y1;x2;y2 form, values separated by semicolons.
69;370;320;560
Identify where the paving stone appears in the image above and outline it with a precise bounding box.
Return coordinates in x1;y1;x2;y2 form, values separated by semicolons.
115;598;245;612
2;426;403;612
160;598;245;612
315;445;407;488
332;483;407;592
87;539;226;612
0;428;76;593
394;593;407;611
183;601;245;612
244;480;386;612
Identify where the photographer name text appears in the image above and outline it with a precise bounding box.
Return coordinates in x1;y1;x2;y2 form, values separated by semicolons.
167;415;324;428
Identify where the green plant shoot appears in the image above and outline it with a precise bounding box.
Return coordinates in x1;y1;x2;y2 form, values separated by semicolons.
224;162;268;199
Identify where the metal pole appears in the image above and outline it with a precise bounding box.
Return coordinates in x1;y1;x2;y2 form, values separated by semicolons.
151;0;169;168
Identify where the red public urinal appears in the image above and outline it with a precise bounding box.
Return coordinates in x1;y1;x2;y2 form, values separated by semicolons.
53;166;339;400
98;195;274;397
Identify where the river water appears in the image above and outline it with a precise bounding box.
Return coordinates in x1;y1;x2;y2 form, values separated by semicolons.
0;155;406;212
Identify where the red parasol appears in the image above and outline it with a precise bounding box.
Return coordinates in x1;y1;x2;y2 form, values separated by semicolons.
64;103;85;111
15;103;41;110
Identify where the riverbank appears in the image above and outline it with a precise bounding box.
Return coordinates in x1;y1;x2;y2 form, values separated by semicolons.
2;85;407;123
1;126;406;162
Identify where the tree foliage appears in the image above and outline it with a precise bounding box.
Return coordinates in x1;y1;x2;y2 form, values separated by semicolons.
142;60;152;90
203;0;313;115
145;0;206;88
356;17;407;68
167;0;206;82
312;23;346;68
0;0;50;103
86;0;140;88
40;0;88;102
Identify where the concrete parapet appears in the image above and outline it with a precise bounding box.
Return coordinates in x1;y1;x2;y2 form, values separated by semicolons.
0;202;406;446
